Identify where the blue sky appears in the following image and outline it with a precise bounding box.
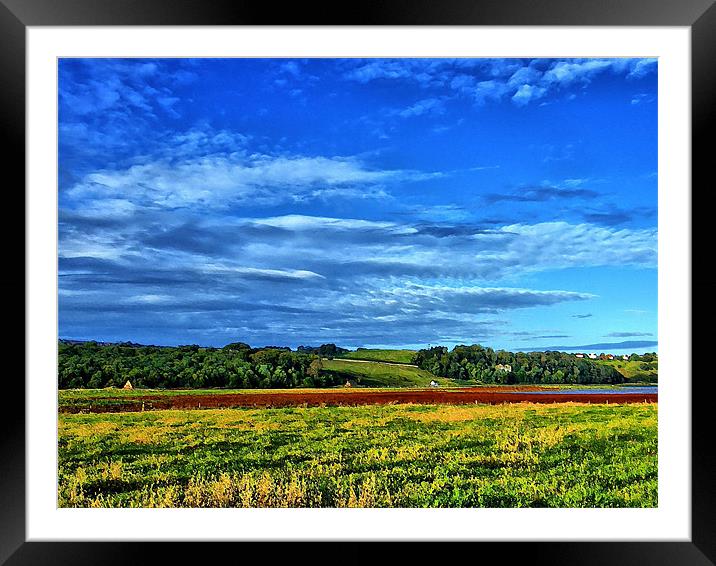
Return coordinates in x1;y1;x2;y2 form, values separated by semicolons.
58;58;658;351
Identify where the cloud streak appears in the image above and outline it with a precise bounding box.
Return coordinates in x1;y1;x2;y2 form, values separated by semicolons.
59;208;656;345
63;153;438;211
484;184;598;204
604;332;654;338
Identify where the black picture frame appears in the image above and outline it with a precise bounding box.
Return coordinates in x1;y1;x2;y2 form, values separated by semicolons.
4;0;712;564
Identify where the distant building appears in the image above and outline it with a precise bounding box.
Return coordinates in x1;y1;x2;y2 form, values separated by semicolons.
622;355;630;360
495;364;512;372
588;353;598;359
123;380;133;390
575;353;585;358
430;380;439;387
606;354;615;360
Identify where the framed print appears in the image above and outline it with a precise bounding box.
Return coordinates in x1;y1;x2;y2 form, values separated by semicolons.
5;0;713;564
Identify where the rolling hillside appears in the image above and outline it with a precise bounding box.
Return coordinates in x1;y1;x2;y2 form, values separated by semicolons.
321;358;455;388
596;359;658;383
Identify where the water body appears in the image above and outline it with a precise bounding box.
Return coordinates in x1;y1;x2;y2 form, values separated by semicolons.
516;386;658;395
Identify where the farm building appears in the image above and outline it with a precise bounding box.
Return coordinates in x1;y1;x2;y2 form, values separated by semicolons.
123;380;133;390
575;353;585;358
588;353;598;359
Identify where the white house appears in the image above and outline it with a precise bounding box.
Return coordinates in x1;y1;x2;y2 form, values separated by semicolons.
588;353;598;359
575;353;585;358
622;355;630;360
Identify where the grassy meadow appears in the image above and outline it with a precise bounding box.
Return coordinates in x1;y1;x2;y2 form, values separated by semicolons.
58;402;657;508
596;358;659;383
337;349;417;364
321;358;455;387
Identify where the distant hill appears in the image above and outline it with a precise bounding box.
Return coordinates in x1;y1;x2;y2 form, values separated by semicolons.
595;358;658;383
321;358;453;388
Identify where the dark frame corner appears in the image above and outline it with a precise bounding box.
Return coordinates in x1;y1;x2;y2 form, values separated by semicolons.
4;0;713;564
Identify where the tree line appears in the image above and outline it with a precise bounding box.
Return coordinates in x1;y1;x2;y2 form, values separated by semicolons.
412;345;625;385
59;340;634;389
58;341;343;389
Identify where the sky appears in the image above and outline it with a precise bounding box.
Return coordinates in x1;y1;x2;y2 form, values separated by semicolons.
58;58;658;352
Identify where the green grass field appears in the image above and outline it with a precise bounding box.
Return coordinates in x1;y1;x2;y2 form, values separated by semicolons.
58;402;657;508
337;349;417;363
596;359;658;383
321;358;456;387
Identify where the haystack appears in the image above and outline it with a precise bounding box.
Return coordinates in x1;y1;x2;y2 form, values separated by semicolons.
123;380;133;390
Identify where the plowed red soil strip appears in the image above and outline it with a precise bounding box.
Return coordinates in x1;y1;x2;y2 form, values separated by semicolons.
61;388;657;413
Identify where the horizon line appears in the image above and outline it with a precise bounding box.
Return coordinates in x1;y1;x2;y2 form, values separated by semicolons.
58;337;658;354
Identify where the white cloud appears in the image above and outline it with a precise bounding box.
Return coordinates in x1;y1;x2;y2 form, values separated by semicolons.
494;222;657;271
473;80;510;105
60;59;197;120
58;210;657;346
64;153;435;210
542;60;612;85
128;294;174;304
507;66;542;87
512;84;547;106
398;97;446;118
198;215;656;283
252;215;409;232
280;61;301;77
343;58;657;107
627;58;657;79
203;264;326;280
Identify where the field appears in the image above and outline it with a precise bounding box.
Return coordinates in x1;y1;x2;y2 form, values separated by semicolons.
337;349;417;363
321;358;450;387
58;402;657;508
58;386;657;413
59;387;258;413
56;348;659;509
597;359;659;383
